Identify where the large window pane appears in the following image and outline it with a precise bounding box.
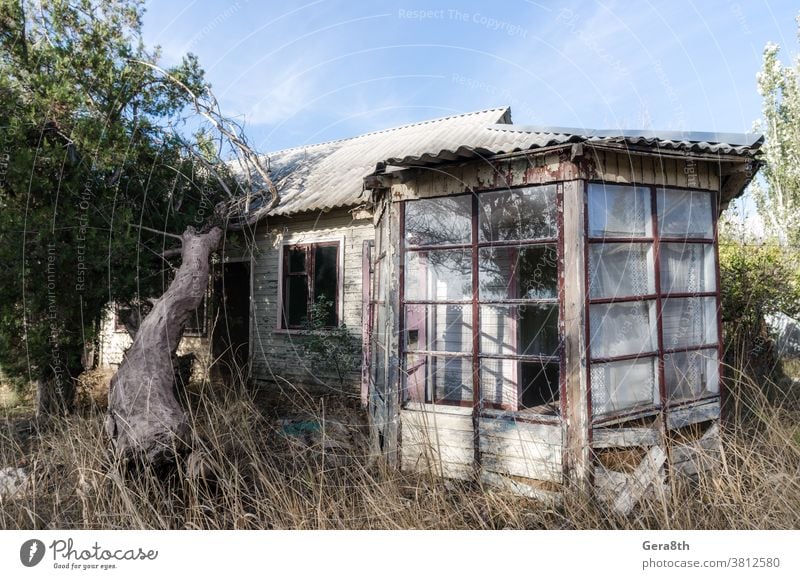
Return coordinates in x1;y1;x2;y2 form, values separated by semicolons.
662;297;718;349
659;243;716;294
405;195;472;246
480;304;559;357
404;354;472;404
591;357;659;417
589;301;657;358
657;189;713;239
405;304;472;353
588;184;652;237
478;185;557;241
479;245;557;301
665;349;719;402
285;276;308;327
313;245;338;326
405;249;472;301
588;243;654;298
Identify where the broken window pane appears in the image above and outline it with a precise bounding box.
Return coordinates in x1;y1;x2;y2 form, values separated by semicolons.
588;184;652;238
591;357;659;417
478;185;557;241
659;243;716;294
479;244;557;301
588;242;654;298
589;301;657;358
405;195;472;246
664;349;719;402
480;304;559;357
480;359;559;411
405;354;473;404
657;189;713;239
661;296;718;349
405;249;472;301
520;362;560;410
405;304;472;353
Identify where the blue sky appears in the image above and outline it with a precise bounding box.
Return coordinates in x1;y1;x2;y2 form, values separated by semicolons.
141;0;798;156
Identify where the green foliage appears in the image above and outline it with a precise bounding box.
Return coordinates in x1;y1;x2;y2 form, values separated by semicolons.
0;0;227;410
719;220;800;379
302;296;360;388
753;14;800;246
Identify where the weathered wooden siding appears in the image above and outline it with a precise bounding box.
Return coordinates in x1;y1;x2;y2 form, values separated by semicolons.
400;403;563;485
97;305;212;375
480;416;563;484
250;208;374;391
400;403;475;480
388;147;720;203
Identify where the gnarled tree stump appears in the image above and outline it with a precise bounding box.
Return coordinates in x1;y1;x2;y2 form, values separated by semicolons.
106;226;222;468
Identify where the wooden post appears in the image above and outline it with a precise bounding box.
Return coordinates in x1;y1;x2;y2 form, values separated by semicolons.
562;180;591;488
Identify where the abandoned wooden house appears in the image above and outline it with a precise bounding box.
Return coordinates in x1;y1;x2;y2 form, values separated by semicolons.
98;107;762;506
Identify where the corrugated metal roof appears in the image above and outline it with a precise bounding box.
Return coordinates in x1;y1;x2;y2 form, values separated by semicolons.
385;124;763;166
249;107;512;216
246;107;762;217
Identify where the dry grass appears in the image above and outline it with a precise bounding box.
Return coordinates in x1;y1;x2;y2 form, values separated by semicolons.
0;366;798;530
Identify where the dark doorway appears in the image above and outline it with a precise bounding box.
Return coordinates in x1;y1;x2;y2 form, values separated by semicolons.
212;261;250;381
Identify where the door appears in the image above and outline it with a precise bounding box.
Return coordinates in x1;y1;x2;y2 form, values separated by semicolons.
212;261;251;381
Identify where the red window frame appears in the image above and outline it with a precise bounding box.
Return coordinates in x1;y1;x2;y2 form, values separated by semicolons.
584;181;722;425
399;185;565;416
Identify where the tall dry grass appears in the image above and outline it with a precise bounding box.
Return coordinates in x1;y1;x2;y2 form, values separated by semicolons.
0;364;798;530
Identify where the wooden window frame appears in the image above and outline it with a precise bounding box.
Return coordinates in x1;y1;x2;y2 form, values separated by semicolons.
584;181;722;425
278;239;343;330
399;185;565;417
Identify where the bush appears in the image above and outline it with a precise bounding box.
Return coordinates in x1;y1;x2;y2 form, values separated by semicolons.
719;221;800;383
301;296;360;390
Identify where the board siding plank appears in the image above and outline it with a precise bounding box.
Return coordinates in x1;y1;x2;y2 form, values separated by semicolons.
592;427;661;449
479;434;562;463
667;401;720;430
481;453;562;483
479;417;563;446
612;445;667;515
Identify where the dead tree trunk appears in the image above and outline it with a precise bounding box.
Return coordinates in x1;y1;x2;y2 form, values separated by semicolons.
105;226;223;468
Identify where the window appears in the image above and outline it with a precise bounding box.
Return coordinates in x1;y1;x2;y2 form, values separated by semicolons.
587;183;719;420
281;242;340;328
402;185;561;413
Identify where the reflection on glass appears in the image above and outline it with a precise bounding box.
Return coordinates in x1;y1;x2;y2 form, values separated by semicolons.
588;184;652;237
480;304;559;357
589;301;657;358
479;245;557;300
479;185;557;241
657;189;713;238
405;249;472;301
405;195;472;246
